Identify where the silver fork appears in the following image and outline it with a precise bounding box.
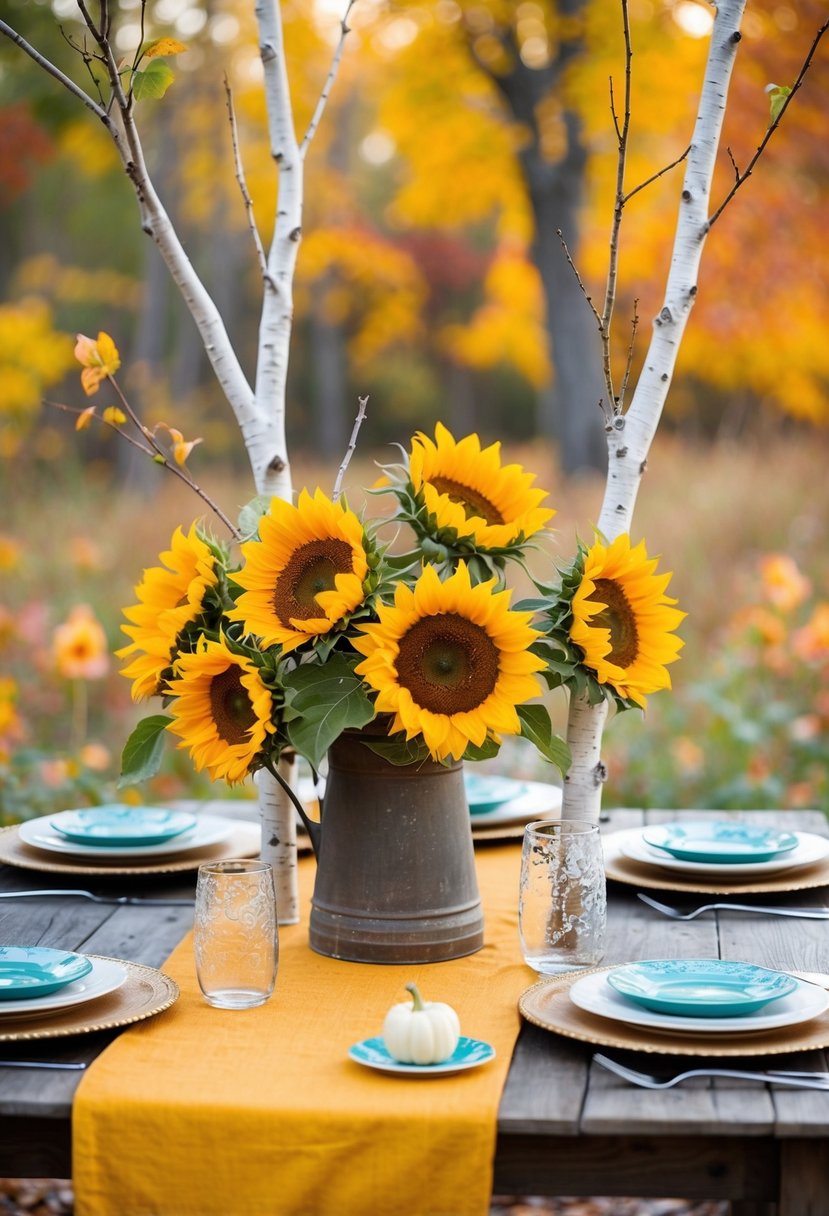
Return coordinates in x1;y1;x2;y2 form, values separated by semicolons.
0;889;194;906
593;1053;829;1090
637;893;829;920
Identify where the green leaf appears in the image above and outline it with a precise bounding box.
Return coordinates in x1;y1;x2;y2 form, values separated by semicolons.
361;735;432;766
118;715;172;786
517;704;571;775
767;83;791;124
132;59;175;100
237;495;271;541
283;654;375;769
462;737;501;762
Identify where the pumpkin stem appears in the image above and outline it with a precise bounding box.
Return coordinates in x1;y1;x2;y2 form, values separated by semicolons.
405;982;425;1011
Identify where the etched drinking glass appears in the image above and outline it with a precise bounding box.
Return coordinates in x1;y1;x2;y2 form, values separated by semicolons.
194;859;278;1009
518;819;606;974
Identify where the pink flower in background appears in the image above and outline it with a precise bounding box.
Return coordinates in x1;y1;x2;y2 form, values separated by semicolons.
53;604;110;680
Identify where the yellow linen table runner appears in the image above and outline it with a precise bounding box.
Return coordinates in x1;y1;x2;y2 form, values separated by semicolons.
73;845;531;1216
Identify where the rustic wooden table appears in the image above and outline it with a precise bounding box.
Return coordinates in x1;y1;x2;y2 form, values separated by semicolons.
2;806;828;1215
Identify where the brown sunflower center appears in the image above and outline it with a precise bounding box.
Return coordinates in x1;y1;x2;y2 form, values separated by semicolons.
209;667;256;745
591;578;639;669
274;539;353;623
395;612;499;714
428;476;504;526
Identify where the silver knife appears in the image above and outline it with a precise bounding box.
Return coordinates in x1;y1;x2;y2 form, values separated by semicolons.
0;1060;87;1070
0;889;194;906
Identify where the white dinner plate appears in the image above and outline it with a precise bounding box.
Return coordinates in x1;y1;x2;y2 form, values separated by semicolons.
569;968;829;1035
619;828;829;877
460;780;562;828
19;813;236;860
0;956;129;1017
348;1035;496;1075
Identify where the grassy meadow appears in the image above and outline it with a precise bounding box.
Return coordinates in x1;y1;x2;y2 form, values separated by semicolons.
2;424;828;820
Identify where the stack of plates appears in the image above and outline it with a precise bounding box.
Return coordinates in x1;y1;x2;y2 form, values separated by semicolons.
570;958;828;1036
603;819;829;895
518;958;829;1057
0;946;178;1043
3;804;260;877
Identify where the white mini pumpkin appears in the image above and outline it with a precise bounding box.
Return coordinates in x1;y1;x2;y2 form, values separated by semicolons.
383;982;461;1065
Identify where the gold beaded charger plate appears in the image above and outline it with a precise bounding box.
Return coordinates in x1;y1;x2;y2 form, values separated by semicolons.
0;957;178;1042
519;966;829;1058
603;829;829;895
0;820;260;877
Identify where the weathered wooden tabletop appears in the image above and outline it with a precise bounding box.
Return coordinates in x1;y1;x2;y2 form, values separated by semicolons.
2;805;828;1215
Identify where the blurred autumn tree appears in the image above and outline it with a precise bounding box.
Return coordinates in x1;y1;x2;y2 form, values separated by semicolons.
0;0;826;472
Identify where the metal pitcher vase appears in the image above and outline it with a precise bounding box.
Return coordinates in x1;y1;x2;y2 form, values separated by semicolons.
302;728;484;964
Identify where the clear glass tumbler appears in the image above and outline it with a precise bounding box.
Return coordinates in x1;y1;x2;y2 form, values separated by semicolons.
194;859;278;1009
518;819;606;975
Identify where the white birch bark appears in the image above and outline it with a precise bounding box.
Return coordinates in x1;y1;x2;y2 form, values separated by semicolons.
562;0;748;823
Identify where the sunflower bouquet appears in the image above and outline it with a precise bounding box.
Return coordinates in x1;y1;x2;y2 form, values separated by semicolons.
117;422;684;797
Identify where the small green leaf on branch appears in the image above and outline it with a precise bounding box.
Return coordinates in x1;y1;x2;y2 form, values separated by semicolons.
765;83;791;124
132;59;176;100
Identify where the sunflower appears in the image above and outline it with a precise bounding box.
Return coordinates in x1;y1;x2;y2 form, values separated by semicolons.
569;534;685;707
118;524;219;700
352;562;544;762
409;422;554;551
228;488;370;654
165;637;275;784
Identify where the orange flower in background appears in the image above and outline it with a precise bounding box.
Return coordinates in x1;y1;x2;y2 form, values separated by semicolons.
74;331;120;396
78;742;111;771
793;603;829;662
0;534;22;572
730;605;786;649
759;554;811;613
69;536;105;572
53;604;110;680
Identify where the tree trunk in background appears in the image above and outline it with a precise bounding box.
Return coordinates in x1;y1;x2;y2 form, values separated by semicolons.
309;277;348;461
468;0;607;475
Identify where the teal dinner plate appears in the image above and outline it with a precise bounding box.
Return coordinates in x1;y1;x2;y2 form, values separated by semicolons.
348;1036;496;1076
463;774;527;816
641;821;799;864
50;805;197;847
606;959;799;1018
0;947;93;1000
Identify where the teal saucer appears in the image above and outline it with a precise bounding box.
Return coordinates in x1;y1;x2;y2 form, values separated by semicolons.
0;947;93;1000
348;1035;496;1075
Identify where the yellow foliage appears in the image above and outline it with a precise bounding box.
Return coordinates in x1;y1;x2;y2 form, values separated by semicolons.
13;255;141;310
439;245;551;387
0;299;75;448
297;226;427;365
57;119;119;179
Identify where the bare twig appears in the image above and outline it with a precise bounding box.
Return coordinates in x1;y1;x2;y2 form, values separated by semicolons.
333;395;369;502
300;0;357;161
0;20;106;120
609;75;622;144
599;0;633;415
623;145;690;205
106;376;241;538
556;229;602;329
618;298;639;409
224;75;270;283
708;17;828;229
726;145;741;182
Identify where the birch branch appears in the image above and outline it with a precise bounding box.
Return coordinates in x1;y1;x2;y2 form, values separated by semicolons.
0;20;105;119
597;0;748;541
300;0;357;160
224;75;270;283
599;0;634;415
563;0;749;823
333;395;369;502
707;17;828;229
